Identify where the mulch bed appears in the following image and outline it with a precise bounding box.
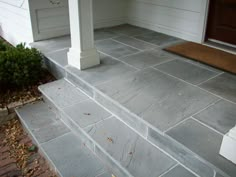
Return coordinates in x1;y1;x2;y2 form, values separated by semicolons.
0;69;55;109
0;118;57;177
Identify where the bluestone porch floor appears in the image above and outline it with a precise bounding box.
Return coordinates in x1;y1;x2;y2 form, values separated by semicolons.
31;24;236;177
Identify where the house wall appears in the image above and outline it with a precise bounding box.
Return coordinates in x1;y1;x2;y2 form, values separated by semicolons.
0;0;210;44
0;0;34;45
126;0;209;43
29;0;127;41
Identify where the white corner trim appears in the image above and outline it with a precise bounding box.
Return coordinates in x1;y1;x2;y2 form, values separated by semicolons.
220;126;236;164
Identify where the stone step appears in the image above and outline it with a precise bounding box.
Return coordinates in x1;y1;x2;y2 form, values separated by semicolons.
38;79;200;177
41;50;235;177
15;101;112;177
65;65;235;177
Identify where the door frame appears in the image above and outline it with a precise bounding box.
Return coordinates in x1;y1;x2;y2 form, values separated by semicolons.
201;0;211;43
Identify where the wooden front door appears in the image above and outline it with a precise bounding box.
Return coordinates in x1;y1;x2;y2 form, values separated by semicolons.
206;0;236;45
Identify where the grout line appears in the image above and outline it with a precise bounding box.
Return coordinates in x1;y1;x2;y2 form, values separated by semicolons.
191;98;222;117
82;115;114;130
94;34;124;43
151;66;236;105
191;117;224;136
40;131;71;146
197;72;224;86
159;163;179;177
128;35;159;47
163;117;191;133
151;58;176;68
111;38;143;51
97;50;141;70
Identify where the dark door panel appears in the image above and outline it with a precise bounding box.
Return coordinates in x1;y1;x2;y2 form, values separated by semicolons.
206;0;236;45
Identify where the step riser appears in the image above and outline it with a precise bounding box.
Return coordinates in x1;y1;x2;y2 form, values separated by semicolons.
65;68;229;177
41;90;133;177
43;56;66;79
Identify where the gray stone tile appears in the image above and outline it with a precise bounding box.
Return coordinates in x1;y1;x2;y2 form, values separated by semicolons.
176;57;224;74
45;48;68;67
22;110;59;131
94;91;148;137
113;36;156;50
148;128;215;177
31;35;71;54
199;73;236;103
66;53;137;86
94;29;120;41
155;59;218;85
107;24;153;36
63;100;111;128
161;165;197;177
167;119;236;177
86;118;176;177
134;32;180;46
95;146;131;177
16;101;50;115
58;110;95;151
41;133;105;177
120;49;175;69
17;101;70;144
39;79;88;108
194;100;236;134
97;68;218;131
32;118;70;144
95;39;140;58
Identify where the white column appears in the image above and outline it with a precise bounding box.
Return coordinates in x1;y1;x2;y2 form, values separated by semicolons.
220;125;236;164
67;0;100;70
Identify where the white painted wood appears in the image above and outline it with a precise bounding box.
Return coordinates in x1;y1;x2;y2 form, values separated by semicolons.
0;0;210;44
126;0;209;43
28;0;70;41
28;0;126;41
67;0;100;70
220;126;236;164
93;0;127;29
0;0;34;45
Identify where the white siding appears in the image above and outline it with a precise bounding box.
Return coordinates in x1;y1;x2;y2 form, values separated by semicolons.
0;0;33;45
29;0;127;41
126;0;209;42
0;0;210;44
93;0;127;29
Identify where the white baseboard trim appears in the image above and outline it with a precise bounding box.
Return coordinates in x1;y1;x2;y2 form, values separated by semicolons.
220;127;236;164
94;17;127;29
127;17;201;43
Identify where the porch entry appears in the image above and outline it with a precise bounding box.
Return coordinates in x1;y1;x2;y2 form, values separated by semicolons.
206;0;236;46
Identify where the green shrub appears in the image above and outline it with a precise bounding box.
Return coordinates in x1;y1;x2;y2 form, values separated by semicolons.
0;39;11;51
0;43;43;89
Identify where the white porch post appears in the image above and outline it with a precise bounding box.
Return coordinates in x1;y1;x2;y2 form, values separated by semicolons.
67;0;100;70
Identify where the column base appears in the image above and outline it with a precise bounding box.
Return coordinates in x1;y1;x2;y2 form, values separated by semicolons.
67;48;100;70
220;127;236;164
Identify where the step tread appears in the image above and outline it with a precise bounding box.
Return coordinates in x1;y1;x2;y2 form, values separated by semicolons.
16;101;111;177
66;64;235;177
39;79;198;177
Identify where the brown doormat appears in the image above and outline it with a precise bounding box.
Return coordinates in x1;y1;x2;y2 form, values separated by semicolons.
165;42;236;74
